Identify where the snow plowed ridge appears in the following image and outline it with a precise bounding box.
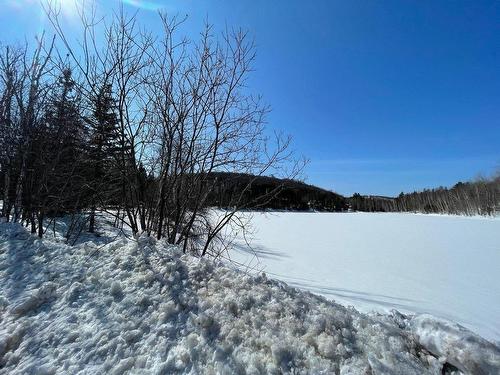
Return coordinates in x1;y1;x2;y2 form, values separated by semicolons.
0;223;499;374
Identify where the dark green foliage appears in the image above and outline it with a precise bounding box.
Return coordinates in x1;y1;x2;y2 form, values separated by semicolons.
206;172;348;211
28;68;86;216
85;84;123;205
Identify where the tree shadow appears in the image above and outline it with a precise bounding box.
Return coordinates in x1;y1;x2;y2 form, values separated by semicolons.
287;280;422;311
232;241;290;260
43;212;131;247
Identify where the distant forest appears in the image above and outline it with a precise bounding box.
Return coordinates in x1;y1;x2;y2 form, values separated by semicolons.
349;174;500;216
195;171;500;216
205;172;348;211
202;172;500;217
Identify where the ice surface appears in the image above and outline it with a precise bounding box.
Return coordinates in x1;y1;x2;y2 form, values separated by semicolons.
231;212;500;342
0;220;499;374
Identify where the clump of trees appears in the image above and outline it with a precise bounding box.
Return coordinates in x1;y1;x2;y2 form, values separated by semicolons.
0;5;302;256
205;172;348;211
350;173;500;216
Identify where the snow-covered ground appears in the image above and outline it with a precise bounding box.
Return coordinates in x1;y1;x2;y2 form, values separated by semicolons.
231;212;500;343
1;217;499;374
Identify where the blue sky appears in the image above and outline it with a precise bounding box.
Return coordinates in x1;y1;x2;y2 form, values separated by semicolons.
1;0;499;196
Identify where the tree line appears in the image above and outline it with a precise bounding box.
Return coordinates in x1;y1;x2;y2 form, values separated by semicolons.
205;172;348;211
349;174;500;216
0;6;302;256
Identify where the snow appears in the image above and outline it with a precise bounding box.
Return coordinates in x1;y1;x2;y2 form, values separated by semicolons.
410;314;500;374
231;212;500;343
1;218;499;374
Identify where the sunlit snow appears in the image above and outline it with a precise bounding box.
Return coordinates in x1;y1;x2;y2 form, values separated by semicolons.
232;212;500;342
1;214;499;374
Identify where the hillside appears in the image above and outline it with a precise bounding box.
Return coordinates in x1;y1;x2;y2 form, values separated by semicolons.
206;172;348;211
206;173;500;217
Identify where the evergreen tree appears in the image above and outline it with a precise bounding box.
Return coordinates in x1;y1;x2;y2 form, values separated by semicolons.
29;68;85;235
86;83;121;232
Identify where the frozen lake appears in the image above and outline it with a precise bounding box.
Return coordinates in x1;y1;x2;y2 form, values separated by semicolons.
231;212;500;342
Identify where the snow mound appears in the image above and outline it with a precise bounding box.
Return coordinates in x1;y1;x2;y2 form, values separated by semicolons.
411;315;500;374
0;222;498;374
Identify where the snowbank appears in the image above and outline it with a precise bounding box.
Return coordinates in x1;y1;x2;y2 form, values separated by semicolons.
0;222;499;374
410;315;500;374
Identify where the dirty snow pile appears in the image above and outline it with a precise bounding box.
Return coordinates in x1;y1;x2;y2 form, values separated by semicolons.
0;222;499;374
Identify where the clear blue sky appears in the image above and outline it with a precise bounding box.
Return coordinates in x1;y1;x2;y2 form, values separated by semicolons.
1;0;499;196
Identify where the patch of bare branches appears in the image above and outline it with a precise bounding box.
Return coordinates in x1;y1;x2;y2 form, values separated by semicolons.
0;3;304;258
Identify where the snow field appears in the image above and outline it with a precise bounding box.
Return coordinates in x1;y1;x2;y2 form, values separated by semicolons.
231;212;500;342
0;221;499;374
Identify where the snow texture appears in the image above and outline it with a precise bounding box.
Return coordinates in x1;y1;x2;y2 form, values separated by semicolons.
0;221;499;374
231;211;500;342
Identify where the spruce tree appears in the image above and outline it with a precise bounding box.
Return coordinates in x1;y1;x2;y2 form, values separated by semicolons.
86;83;121;232
31;68;85;236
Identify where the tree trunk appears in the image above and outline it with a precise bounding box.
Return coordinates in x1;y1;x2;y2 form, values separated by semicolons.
30;213;36;234
37;211;44;238
13;152;27;222
2;160;11;221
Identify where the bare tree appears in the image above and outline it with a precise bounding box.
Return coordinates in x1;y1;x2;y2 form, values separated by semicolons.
146;15;302;256
40;5;303;254
350;173;500;216
0;35;56;232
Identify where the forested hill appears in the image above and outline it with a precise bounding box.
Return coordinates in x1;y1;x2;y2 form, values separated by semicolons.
205;172;348;211
349;175;500;216
205;172;500;216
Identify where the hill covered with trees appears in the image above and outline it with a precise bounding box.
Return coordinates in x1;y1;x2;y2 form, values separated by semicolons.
349;174;500;216
205;172;348;211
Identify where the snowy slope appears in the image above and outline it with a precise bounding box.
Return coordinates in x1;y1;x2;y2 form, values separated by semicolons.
231;212;500;343
1;221;499;374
